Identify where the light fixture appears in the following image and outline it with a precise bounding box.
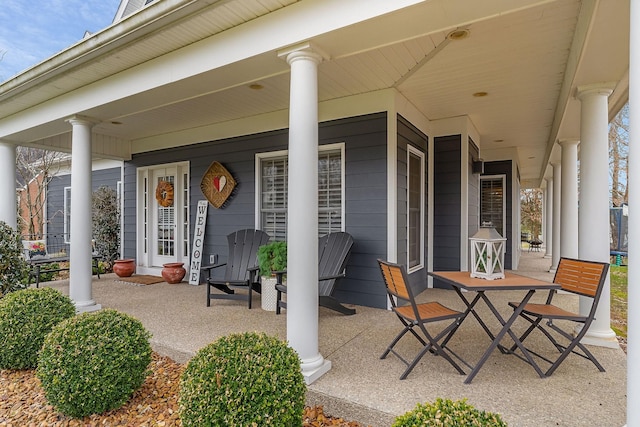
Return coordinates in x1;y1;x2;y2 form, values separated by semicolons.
447;29;470;41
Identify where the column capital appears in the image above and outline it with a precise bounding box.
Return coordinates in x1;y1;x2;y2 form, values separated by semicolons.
66;115;100;127
558;138;579;147
576;83;615;100
278;41;328;65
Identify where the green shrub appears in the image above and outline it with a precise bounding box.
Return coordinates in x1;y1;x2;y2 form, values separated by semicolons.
180;332;306;426
0;221;30;296
92;186;120;270
393;398;508;427
0;287;75;370
257;241;287;277
37;309;152;418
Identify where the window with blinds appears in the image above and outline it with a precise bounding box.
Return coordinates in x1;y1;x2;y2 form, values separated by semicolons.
259;146;343;239
480;175;505;237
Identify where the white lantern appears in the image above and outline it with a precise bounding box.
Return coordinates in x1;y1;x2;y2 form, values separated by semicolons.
470;223;506;280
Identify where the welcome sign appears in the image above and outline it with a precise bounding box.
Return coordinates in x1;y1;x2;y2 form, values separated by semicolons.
189;200;208;285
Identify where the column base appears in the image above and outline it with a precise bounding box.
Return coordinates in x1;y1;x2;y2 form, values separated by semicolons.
581;330;620;349
75;301;102;313
303;358;331;385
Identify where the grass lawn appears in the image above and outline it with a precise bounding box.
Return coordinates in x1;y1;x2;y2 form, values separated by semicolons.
610;265;627;338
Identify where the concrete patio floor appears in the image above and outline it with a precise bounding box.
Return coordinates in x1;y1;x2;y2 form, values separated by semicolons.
43;251;626;426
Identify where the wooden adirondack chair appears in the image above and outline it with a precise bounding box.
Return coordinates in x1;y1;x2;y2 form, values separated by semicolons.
275;232;355;315
204;229;270;308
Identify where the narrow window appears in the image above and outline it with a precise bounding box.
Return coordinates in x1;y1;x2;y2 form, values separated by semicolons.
64;187;71;242
407;146;424;271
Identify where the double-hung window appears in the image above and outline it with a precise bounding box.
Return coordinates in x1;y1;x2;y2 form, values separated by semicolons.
257;143;344;239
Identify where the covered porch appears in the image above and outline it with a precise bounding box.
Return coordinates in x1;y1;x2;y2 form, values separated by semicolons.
41;250;626;427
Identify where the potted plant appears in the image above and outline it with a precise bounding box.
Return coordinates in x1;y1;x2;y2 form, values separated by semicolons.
256;241;287;311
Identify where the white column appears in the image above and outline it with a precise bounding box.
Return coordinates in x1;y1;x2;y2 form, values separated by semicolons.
628;1;640;422
576;85;617;347
559;139;579;259
544;178;553;258
0;142;17;229
67;116;101;313
280;43;329;384
550;163;561;272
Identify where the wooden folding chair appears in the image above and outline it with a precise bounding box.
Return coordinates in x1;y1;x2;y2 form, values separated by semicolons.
377;259;466;379
508;257;610;376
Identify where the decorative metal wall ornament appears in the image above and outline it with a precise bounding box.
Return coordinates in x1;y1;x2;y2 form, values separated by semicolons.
155;180;175;207
200;161;237;208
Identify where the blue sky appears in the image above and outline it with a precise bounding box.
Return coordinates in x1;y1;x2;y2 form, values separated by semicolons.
0;0;121;82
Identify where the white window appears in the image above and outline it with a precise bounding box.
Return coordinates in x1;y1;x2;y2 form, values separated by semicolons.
256;143;345;239
64;187;71;242
480;175;506;237
407;146;424;271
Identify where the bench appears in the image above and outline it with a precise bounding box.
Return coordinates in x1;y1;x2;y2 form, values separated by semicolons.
22;234;102;288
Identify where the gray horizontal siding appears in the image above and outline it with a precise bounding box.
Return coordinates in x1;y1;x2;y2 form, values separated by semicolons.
433;135;461;289
123;112;389;308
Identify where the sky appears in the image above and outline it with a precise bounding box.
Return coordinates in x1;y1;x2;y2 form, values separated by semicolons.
0;0;121;82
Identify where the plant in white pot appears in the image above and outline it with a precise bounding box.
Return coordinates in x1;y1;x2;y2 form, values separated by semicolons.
257;241;287;312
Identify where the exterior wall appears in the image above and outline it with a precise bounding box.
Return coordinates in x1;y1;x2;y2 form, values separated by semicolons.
123;112;389;308
433;135;461;288
46;167;122;236
483;160;513;269
397;115;428;295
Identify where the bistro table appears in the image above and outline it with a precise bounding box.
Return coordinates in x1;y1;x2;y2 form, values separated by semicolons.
429;271;560;384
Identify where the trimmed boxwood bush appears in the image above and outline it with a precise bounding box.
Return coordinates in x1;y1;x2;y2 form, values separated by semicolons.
37;309;152;418
393;398;508;427
0;287;75;370
180;332;306;426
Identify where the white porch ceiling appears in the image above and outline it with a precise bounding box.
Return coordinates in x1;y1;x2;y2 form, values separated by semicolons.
0;0;629;188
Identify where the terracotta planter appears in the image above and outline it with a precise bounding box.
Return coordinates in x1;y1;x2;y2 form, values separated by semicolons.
113;259;136;277
162;262;186;284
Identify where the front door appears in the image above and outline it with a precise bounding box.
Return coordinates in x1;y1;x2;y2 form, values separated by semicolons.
138;163;189;269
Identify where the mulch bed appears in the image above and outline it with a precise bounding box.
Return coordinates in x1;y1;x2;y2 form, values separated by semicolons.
0;352;366;426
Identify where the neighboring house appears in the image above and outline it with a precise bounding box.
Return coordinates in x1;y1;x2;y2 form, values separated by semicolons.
0;0;630;384
15;157;122;241
46;159;123;243
16;172;46;236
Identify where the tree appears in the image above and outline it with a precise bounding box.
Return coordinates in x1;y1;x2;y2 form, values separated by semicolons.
520;188;543;240
92;186;120;269
609;103;629;207
16;147;68;236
